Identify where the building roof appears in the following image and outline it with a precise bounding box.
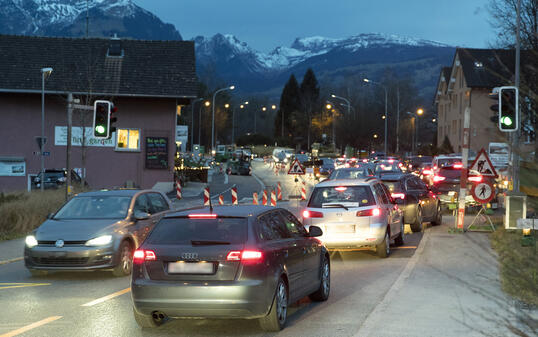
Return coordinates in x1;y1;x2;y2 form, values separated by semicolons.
0;34;197;98
457;48;515;88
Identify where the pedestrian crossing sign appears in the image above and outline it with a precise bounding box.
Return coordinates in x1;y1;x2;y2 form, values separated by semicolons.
469;148;498;178
288;159;305;175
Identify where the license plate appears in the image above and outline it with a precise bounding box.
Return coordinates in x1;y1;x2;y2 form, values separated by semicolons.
330;225;355;233
168;262;214;274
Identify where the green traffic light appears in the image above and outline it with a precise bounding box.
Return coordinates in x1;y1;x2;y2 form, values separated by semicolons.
500;116;513;126
95;125;106;135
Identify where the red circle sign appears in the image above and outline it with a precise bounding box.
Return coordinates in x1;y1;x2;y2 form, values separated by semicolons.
471;181;495;204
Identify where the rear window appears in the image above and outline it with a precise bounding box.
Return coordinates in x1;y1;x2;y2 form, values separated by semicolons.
438;167;462;179
330;169;367;179
147;218;248;245
437;158;461;167
381;180;402;193
308;186;376;208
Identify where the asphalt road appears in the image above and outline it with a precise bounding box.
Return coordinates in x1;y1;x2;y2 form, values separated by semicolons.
0;161;425;337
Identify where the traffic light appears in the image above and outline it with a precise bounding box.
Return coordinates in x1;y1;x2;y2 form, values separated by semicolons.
109;103;117;137
498;86;518;132
488;90;499;124
93;100;111;138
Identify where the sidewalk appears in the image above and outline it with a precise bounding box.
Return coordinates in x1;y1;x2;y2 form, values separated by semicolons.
355;215;536;337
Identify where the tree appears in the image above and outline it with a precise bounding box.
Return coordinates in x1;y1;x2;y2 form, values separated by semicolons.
274;74;301;139
439;135;454;154
300;68;320;148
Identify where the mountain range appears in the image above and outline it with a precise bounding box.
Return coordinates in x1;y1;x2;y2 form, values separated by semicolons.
0;0;456;99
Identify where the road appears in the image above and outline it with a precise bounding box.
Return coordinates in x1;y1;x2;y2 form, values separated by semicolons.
0;161;425;337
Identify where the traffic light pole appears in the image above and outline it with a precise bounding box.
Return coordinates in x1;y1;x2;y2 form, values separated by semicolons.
513;0;521;192
66;93;73;201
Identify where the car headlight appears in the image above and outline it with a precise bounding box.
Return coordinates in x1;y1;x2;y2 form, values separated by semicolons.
25;235;38;248
85;235;113;246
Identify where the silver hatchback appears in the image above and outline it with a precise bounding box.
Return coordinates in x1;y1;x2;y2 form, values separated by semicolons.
302;178;404;257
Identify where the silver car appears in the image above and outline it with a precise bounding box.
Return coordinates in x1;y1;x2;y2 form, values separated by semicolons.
302;178;404;257
24;189;172;276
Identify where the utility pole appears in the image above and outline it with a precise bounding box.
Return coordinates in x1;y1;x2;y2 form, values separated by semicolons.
513;0;521;192
396;87;400;153
86;0;89;38
66;94;73;201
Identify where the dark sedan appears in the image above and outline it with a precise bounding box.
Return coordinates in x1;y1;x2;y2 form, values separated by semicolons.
380;173;442;232
131;206;330;331
24;189;172;276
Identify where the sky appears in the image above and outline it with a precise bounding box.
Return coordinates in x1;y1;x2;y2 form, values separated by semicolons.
135;0;496;52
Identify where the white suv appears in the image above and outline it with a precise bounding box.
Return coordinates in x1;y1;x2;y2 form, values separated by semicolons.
302;178;404;257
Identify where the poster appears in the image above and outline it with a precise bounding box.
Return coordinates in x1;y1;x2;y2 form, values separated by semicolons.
55;126;116;147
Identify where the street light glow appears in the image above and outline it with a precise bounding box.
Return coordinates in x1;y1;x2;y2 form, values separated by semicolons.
373;134;378;138
432;118;437;122
229;85;235;90
417;108;424;115
326;104;332;110
224;103;230;108
204;101;210;107
271;105;277;110
240;105;244;109
331;94;336;98
363;78;370;83
382;115;386;119
262;107;267;111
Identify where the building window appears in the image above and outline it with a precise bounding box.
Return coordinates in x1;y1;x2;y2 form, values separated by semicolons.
116;129;140;151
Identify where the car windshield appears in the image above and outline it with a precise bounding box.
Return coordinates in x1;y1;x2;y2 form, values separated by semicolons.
146;217;248;245
375;163;402;173
308;186;376;208
54;196;132;219
329;169;367;179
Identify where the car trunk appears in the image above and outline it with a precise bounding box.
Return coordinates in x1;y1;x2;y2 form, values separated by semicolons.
308;206;372;234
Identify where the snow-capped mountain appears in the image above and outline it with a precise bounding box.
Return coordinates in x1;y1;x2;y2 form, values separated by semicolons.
0;0;182;40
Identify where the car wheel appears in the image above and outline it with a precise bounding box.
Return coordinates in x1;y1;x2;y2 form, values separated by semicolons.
431;203;442;226
133;307;162;328
410;206;423;233
259;278;288;331
28;268;48;277
376;231;390;258
309;255;330;301
394;220;405;246
112;241;133;277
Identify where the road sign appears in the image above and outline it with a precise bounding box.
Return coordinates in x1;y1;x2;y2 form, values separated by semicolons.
42;151;50;156
469;148;498;178
471;181;495;204
288;159;305;175
35;136;47;151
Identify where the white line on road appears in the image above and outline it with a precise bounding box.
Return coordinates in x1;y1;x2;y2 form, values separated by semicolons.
0;257;23;266
354;229;431;337
81;287;131;307
0;316;62;337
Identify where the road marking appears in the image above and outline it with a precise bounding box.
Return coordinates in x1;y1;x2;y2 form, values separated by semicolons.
81;287;130;307
392;246;418;249
0;257;23;266
0;283;50;290
0;316;62;337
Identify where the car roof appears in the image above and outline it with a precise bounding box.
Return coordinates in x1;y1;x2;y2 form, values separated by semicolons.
379;173;413;181
315;178;378;187
75;189;147;197
165;205;284;218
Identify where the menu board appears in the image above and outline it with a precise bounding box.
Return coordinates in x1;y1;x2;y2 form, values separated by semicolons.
145;137;168;169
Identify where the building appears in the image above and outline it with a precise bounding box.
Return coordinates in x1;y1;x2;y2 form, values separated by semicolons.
0;35;197;192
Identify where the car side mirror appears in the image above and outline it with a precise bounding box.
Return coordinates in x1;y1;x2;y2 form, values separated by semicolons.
133;211;150;221
308;225;323;237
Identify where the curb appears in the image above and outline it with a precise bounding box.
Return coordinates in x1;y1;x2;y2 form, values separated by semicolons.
0;257;23;266
354;228;431;337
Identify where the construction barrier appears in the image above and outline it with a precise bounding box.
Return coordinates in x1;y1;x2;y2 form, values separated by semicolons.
176;180;182;200
262;190;268;206
231;186;238;205
270;190;277;207
277;182;282;200
204;187;210;206
218;194;224;205
301;180;306;200
253;192;259;205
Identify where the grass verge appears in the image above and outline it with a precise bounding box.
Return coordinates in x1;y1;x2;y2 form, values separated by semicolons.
0;189;67;241
491;227;538;306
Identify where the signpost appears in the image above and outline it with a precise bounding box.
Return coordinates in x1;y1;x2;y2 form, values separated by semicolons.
468;181;496;232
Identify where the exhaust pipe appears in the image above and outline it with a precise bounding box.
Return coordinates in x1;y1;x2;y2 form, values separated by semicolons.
151;311;167;322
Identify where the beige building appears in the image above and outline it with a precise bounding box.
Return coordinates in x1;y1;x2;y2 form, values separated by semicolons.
434;48;517;153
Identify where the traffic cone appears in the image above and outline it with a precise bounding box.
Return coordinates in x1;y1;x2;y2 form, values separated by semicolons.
204;187;210;206
218;194;224;205
277;182;282;200
270;190;277;207
262;190;268;206
231;187;238;205
253;192;259;205
176;180;182;200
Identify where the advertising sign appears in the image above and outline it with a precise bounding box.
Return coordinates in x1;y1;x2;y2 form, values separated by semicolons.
55;126;115;147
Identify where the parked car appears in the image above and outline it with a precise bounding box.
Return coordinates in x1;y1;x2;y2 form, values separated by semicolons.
302;178;404;257
32;169;86;190
379;173;442;232
228;160;252;175
24;189;172;276
327;167;374;180
131;206;330;331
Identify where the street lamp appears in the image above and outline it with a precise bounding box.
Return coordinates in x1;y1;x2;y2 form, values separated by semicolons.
231;101;248;145
212;85;234;155
406;108;424;154
363;78;388;155
330;94;351;116
199;101;210;147
190;98;203;152
40;67;53;192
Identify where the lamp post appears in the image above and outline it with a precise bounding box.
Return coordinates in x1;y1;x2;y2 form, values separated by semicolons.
40;67;53;192
212;85;234;155
416;108;424;152
363;79;388;155
330;94;351;116
199;101;210;147
406;108;424;154
191;98;203;152
232;101;248;144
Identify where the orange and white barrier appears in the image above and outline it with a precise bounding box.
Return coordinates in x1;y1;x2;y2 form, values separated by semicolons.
204;187;210;206
231;186;238;205
176;180;182;200
270;190;277;207
277;182;282;200
301;181;306;200
218;194;224;205
253;192;259;205
262;190;268;206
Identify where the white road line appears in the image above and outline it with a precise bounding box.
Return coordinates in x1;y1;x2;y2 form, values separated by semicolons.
0;316;62;337
0;257;23;266
353;229;431;337
81;287;130;307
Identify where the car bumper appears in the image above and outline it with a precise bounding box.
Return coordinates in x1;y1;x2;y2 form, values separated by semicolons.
131;278;272;319
315;224;386;249
24;245;117;270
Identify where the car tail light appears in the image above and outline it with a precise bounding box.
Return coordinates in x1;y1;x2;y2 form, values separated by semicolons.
433;175;446;183
468;176;483;182
453;163;463;169
133;249;156;264
357;208;381;217
422;169;433;176
362;159;368;163
303;210;324;218
226;250;263;263
391;193;405;200
188;214;218;218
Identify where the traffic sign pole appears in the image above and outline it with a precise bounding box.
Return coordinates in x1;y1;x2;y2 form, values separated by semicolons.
456;107;471;231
